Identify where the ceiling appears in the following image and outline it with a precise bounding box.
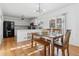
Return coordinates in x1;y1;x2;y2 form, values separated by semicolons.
0;3;72;18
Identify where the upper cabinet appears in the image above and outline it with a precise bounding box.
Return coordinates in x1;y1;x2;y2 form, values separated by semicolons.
49;16;66;34
49;19;55;29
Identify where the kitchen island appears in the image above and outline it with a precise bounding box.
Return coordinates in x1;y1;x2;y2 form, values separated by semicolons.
16;29;42;42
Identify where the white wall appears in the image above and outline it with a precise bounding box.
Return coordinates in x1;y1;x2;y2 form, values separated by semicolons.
36;4;79;46
0;8;3;44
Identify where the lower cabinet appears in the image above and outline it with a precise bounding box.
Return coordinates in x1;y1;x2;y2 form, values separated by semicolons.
16;29;42;42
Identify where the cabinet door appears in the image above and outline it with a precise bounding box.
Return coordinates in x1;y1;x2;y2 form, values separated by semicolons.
27;33;32;40
17;30;27;42
56;16;66;34
49;19;55;29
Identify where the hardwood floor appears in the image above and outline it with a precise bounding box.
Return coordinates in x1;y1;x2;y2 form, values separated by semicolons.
0;37;79;56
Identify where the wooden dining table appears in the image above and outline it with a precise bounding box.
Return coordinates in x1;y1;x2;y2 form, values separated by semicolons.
31;32;63;56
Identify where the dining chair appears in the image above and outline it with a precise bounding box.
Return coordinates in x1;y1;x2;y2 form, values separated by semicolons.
34;37;50;56
31;32;50;56
53;30;71;56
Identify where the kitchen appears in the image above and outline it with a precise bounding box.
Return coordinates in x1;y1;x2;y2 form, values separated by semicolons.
3;15;43;42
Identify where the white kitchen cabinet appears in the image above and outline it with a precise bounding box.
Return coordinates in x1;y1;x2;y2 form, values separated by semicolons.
49;16;66;34
16;29;42;42
16;30;27;42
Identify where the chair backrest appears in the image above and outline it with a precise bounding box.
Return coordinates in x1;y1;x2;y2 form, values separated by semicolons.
42;29;50;35
63;30;71;46
52;29;62;34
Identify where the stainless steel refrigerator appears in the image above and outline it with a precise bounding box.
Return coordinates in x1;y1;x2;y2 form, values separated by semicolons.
3;21;14;38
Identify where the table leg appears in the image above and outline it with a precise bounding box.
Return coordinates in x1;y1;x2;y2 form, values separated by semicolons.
50;38;54;56
48;45;50;56
31;39;33;48
44;46;46;56
31;34;33;48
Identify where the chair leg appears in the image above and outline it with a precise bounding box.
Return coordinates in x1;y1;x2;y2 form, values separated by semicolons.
61;49;65;56
34;42;38;49
51;45;54;56
57;48;59;56
53;45;55;56
35;42;37;47
67;47;69;56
